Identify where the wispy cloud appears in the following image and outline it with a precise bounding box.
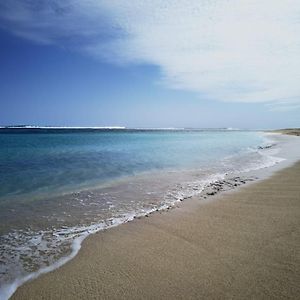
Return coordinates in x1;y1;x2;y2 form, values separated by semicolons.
1;1;300;105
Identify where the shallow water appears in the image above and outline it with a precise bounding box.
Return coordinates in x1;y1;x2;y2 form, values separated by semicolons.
0;129;282;297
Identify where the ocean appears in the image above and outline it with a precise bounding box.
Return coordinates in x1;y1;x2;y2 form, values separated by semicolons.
0;128;282;297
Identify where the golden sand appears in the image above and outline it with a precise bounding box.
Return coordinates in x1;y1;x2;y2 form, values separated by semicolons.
12;161;300;299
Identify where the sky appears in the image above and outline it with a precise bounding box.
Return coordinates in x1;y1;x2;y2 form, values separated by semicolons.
0;0;299;129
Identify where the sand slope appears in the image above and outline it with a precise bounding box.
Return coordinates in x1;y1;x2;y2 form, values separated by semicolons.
13;162;300;299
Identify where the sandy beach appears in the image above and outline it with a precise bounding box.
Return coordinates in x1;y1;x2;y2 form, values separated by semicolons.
2;0;300;298
12;156;300;299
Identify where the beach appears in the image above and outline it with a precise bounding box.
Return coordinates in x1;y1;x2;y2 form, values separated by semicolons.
12;149;300;299
2;0;300;298
2;129;287;293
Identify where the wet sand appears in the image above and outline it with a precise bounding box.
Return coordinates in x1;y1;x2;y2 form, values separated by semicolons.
12;159;300;299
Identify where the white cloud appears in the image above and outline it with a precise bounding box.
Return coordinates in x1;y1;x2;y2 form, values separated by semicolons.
1;0;300;105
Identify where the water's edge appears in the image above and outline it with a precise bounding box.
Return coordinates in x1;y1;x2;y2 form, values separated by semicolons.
2;132;300;300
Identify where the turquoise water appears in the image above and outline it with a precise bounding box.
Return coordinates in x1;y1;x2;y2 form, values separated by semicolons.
0;129;265;202
0;129;279;296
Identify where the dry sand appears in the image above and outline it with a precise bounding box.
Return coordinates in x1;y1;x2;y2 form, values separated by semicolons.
12;161;300;299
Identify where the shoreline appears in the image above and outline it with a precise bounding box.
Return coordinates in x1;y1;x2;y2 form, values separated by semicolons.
9;132;300;299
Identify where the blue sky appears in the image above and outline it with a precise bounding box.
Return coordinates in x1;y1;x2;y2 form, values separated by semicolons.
0;1;299;129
